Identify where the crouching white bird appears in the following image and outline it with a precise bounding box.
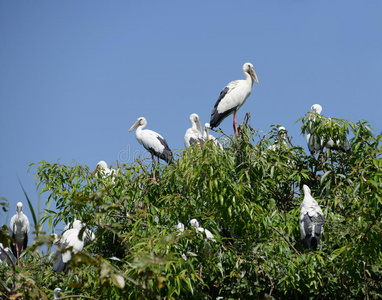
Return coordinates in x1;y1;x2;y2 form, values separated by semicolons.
299;185;325;250
91;160;117;183
184;113;204;149
9;202;30;264
129;117;174;180
210;62;259;137
53;221;95;273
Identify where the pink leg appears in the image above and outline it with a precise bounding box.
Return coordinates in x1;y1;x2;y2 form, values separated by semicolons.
150;154;156;181
233;111;238;137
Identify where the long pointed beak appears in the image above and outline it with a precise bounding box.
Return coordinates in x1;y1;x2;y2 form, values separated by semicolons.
250;68;259;84
196;119;203;135
129;120;140;132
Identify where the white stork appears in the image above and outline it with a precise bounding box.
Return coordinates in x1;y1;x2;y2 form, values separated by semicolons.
0;243;17;266
91;160;117;183
210;62;259;137
184;113;204;149
306;104;352;155
53;222;95;273
299;185;325;250
9;202;30;264
268;126;288;151
129;117;174;180
203;123;223;150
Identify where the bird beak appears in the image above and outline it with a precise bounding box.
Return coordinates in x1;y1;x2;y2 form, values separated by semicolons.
250;68;259;84
90;165;98;175
197;119;203;135
129;120;140;132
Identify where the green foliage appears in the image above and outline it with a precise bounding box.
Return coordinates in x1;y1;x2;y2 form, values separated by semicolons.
1;117;381;299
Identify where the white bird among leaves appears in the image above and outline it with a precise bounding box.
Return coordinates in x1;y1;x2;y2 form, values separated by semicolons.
53;287;67;299
53;221;95;273
91;160;117;183
129;117;174;180
190;219;215;241
268;126;288;151
299;185;325;250
9;202;30;265
306;104;352;155
210;62;259;137
184;113;204;149
203;123;223;150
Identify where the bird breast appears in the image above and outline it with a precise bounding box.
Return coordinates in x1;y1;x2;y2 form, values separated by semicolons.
217;80;252;114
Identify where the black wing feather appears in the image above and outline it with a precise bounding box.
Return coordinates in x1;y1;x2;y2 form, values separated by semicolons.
53;242;68;273
210;87;237;128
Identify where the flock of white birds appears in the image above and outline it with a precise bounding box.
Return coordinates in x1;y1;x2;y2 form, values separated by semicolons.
1;62;355;297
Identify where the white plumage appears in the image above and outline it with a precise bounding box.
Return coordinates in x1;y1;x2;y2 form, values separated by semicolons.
9;202;30;263
184;113;204;149
210;62;259;137
203;123;223;150
299;185;325;250
306;104;352;155
129;117;174;165
91;161;116;183
268;126;288;151
190;218;215;241
53;221;95;273
53;288;67;299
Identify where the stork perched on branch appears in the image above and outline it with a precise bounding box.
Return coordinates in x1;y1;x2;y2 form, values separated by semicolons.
129;117;174;180
9;202;30;265
299;185;325;250
210;62;259;137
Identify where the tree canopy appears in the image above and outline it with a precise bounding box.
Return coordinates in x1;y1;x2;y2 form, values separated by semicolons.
1;115;381;299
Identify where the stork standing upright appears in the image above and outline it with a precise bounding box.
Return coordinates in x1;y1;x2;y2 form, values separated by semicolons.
210;62;259;137
184;113;204;149
53;221;95;273
9;202;30;264
299;185;325;250
129;117;174;180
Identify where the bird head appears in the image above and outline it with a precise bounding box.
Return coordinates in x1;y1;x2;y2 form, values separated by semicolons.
190;219;199;228
243;62;259;84
129;117;147;132
311;104;322;115
176;222;185;232
16;202;23;218
91;160;108;175
190;113;202;134
302;184;311;195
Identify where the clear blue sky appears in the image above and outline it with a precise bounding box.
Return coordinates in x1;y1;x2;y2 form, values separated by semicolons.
1;1;381;237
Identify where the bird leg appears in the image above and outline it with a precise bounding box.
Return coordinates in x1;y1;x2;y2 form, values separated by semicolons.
233;110;239;137
199;265;203;278
149;154;157;181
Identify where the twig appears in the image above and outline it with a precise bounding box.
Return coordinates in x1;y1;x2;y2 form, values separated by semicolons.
269;225;301;255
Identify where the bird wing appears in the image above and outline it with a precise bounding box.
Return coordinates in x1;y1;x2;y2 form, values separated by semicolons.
210;81;240;128
24;215;30;250
140;129;173;164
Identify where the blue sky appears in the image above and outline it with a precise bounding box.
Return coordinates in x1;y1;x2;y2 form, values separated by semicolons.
1;1;381;237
